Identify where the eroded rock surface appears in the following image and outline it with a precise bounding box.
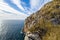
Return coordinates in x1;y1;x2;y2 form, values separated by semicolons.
24;0;60;40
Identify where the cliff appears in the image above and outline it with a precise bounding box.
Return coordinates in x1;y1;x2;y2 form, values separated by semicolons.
24;0;60;40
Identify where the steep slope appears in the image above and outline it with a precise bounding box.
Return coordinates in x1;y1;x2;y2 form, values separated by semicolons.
24;0;60;40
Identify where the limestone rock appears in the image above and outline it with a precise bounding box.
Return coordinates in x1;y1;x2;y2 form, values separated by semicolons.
24;0;60;40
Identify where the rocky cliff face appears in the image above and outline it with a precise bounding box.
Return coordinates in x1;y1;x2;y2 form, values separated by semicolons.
24;0;60;40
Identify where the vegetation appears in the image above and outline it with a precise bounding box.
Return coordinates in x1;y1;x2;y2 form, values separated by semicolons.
24;0;60;40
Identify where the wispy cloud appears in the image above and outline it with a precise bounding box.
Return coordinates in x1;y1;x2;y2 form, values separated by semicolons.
0;0;28;20
0;9;28;20
0;0;52;20
12;0;24;10
30;0;52;13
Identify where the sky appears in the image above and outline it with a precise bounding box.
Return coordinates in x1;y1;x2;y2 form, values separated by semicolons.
0;0;52;20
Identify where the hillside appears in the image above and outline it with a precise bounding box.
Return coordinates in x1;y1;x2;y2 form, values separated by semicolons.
24;0;60;40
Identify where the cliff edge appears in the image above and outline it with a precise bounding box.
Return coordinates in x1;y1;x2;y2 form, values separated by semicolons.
24;0;60;40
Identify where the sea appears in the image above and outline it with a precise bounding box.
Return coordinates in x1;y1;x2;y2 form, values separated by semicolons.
0;20;25;40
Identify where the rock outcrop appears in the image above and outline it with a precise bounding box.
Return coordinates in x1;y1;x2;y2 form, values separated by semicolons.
24;0;60;40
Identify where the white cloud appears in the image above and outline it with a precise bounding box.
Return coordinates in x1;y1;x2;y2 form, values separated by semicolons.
30;0;42;11
12;0;25;11
30;0;52;13
0;0;28;20
0;0;52;20
0;10;28;20
30;0;40;8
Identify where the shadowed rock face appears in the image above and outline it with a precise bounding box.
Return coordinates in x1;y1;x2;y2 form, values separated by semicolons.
24;0;60;40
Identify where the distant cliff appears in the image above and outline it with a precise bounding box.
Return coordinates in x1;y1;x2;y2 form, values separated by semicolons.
24;0;60;40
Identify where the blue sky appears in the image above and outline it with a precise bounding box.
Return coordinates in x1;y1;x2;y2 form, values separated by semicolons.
0;0;52;20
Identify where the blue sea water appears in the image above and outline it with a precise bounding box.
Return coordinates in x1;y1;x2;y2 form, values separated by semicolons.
0;20;25;40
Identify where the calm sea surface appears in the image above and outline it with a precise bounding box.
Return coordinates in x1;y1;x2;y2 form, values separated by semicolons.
0;20;25;40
